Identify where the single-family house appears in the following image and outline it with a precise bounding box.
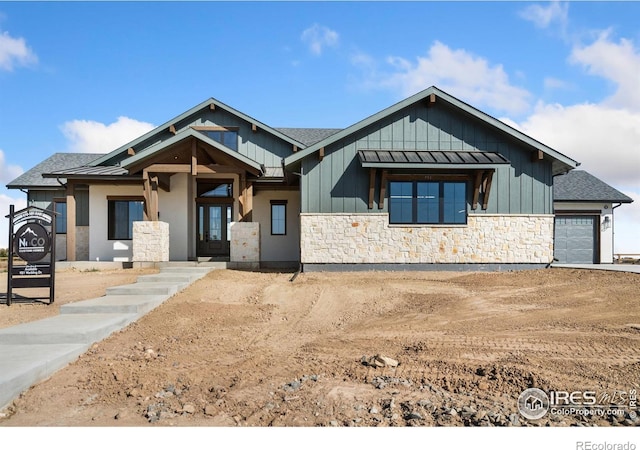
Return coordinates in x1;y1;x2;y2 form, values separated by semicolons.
6;86;631;270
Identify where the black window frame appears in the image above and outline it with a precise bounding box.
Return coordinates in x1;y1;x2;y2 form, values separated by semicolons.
270;200;287;236
107;197;145;240
389;180;467;225
193;126;239;151
53;199;67;234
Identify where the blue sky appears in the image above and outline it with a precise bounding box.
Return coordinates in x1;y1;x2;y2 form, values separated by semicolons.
0;1;638;251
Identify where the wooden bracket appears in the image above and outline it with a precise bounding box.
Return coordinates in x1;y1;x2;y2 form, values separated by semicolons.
472;170;484;210
169;125;176;135
427;93;436;106
379;170;388;209
252;123;258;132
293;145;298;153
127;147;135;156
482;170;494;210
368;168;377;209
531;149;544;162
209;103;216;111
319;147;325;162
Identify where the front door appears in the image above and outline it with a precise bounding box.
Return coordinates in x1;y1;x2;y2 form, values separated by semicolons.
197;203;232;257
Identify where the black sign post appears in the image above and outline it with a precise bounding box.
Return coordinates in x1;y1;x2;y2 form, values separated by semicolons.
5;205;57;306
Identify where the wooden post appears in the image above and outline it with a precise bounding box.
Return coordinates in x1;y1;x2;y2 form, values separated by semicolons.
368;168;376;209
379;170;388;210
191;139;198;176
482;170;494;210
66;181;76;261
142;170;158;221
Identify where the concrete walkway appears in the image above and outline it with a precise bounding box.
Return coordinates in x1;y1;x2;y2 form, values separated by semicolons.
0;263;217;411
551;263;640;274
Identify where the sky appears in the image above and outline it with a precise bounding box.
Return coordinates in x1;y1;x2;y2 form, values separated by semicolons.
0;1;638;253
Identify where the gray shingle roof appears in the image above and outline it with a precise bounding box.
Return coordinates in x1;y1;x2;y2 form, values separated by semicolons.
276;128;342;147
6;153;105;189
554;170;633;203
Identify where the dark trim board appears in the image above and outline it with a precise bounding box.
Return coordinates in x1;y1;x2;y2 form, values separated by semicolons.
302;263;550;272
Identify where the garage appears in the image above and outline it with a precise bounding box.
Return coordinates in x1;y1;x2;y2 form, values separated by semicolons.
554;215;597;264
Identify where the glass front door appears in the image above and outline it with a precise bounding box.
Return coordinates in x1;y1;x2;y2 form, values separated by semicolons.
197;203;232;257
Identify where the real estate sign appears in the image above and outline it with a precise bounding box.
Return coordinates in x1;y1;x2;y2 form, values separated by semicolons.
5;205;56;306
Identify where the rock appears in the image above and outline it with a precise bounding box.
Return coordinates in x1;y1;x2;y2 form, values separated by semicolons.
449;408;458;416
182;404;196;414
374;355;399;368
284;380;302;392
478;381;489;390
405;412;423;420
370;406;380;414
476;367;487;377
204;404;216;416
330;420;339;426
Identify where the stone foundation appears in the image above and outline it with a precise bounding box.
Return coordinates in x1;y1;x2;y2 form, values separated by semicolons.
132;221;170;262
301;213;554;264
230;222;260;269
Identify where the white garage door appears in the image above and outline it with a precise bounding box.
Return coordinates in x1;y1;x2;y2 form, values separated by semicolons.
554;215;597;264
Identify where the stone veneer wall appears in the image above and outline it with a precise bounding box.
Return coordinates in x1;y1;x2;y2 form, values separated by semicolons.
230;222;260;265
132;221;170;262
301;213;554;264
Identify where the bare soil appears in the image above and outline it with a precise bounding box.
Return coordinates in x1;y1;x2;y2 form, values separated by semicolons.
1;268;639;427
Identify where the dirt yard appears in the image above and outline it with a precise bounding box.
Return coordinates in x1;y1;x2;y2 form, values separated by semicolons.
1;267;639;427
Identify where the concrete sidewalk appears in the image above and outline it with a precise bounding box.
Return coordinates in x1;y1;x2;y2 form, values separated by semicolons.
551;263;640;274
0;263;217;411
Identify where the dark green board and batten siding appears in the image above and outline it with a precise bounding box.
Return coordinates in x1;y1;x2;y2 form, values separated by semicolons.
301;102;553;215
28;188;90;226
103;107;294;170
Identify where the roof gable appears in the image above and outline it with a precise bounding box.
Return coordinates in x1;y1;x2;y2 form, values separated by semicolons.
89;98;307;167
284;86;579;175
554;170;633;203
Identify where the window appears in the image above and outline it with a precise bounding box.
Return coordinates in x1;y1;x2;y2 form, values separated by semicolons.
198;182;233;198
54;200;67;234
271;201;287;235
199;129;238;151
108;198;144;240
389;181;466;225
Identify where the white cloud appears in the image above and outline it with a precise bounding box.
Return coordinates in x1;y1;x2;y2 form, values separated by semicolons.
569;31;640;111
61;116;155;153
519;1;569;30
0;30;38;71
301;24;339;56
519;102;640;188
374;41;531;115
0;149;24;185
0;193;27;248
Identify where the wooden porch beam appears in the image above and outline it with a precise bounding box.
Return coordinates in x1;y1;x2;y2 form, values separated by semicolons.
379;170;388;210
157;174;171;192
142;170;159;221
368;168;376;209
66;181;76;261
191;139;198;176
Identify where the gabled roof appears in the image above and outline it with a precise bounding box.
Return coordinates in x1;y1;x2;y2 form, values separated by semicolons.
276;128;342;147
121;128;264;175
89;97;308;167
6;153;105;189
554;170;633;203
284;86;579;175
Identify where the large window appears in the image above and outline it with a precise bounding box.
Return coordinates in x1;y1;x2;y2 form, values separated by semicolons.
271;200;287;235
54;200;67;234
389;181;467;225
108;198;144;240
198;128;239;151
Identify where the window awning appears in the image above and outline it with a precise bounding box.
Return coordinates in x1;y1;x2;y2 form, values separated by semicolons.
358;150;510;169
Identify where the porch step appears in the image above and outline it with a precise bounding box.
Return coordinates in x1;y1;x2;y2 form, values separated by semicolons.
136;274;200;284
60;294;168;315
0;314;137;345
106;282;187;297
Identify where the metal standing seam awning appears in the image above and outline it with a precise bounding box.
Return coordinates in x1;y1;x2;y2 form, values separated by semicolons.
357;150;511;211
358;149;510;169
